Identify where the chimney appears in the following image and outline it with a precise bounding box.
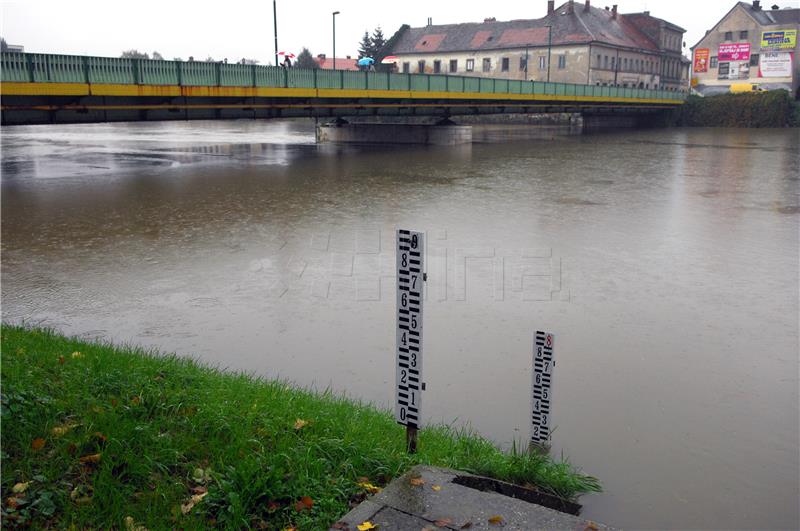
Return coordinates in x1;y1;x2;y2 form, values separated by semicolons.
567;0;575;14
752;0;761;10
585;0;591;11
611;4;617;18
547;0;555;15
427;17;433;26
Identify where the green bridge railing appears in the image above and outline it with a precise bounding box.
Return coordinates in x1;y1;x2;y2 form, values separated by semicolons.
1;52;687;102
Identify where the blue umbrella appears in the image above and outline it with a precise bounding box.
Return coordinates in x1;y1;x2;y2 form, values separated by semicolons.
357;57;374;66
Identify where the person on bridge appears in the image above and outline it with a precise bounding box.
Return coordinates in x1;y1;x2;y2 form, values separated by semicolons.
283;57;292;68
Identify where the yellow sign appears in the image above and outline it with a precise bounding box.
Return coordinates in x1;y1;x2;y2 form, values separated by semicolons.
761;30;797;50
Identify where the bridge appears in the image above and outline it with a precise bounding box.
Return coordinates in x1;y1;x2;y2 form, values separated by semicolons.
1;52;685;125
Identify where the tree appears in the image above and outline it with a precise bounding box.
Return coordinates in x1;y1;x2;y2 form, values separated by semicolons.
296;48;318;69
152;51;164;60
357;31;373;58
371;27;387;58
1;38;8;52
120;49;149;59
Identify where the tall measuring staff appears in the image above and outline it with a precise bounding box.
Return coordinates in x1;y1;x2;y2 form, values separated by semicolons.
531;330;555;451
395;229;424;452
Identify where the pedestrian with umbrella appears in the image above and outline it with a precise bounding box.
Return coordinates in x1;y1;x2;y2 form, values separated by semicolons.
357;57;375;71
278;51;295;68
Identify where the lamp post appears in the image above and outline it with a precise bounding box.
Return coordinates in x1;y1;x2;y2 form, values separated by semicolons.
273;0;278;67
332;11;340;70
546;24;552;83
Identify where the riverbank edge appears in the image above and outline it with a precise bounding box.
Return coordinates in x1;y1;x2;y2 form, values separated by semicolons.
669;90;799;128
0;325;600;529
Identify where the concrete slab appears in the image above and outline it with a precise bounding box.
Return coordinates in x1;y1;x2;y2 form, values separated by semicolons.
331;465;611;530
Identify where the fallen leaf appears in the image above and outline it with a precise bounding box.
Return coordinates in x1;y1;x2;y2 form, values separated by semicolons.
357;522;377;531
75;496;93;504
93;432;108;444
111;398;118;407
51;422;79;437
488;515;504;525
357;482;382;494
12;482;30;494
58;356;65;365
6;497;19;509
180;491;208;514
294;495;314;512
434;518;452;527
71;351;83;358
267;501;281;512
31;438;46;451
460;523;473;529
584;522;600;531
356;476;370;483
409;477;425;487
190;486;207;495
130;396;141;405
79;453;102;464
431;485;442;492
293;419;308;430
331;523;350;530
282;528;297;531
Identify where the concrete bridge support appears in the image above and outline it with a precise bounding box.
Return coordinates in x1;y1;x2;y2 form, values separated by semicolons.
316;121;472;145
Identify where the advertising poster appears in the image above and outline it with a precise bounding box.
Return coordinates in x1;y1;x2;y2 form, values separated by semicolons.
759;52;794;77
760;30;797;50
718;43;751;62
694;49;709;72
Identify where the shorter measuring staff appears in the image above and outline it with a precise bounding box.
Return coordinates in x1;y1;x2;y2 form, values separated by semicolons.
396;229;424;429
531;330;555;445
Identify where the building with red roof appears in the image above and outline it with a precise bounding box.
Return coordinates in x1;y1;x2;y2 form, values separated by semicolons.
314;54;360;71
388;0;690;91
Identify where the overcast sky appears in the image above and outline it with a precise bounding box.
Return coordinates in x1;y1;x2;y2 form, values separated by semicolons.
1;0;797;64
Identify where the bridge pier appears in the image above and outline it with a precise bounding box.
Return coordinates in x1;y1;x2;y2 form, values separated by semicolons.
315;121;472;146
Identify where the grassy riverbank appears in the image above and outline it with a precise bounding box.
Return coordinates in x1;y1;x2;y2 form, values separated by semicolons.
673;90;799;128
1;325;600;529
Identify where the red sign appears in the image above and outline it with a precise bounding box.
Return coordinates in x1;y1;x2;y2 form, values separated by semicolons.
718;43;751;62
694;49;710;72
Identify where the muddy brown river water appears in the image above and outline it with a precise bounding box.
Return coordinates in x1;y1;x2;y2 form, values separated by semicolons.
2;120;798;528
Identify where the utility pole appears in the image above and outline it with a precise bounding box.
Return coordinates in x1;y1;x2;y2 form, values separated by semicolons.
332;11;340;70
525;46;529;81
273;0;278;67
546;25;552;83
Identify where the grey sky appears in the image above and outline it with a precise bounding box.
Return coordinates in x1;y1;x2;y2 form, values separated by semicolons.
1;0;797;65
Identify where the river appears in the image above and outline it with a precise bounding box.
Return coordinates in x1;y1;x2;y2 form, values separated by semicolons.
1;120;798;529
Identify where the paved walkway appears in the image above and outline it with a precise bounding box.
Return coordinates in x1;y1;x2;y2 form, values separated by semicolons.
332;465;611;530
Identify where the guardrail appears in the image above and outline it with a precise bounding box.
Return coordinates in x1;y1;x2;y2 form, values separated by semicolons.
1;52;686;102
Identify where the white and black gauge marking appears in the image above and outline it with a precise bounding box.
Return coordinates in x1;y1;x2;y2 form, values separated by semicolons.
395;229;424;428
531;331;555;444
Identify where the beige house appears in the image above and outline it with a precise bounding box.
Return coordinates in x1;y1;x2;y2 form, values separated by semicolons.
389;0;690;91
691;1;800;96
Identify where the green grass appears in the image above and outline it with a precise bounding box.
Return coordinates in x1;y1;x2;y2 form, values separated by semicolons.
1;325;600;529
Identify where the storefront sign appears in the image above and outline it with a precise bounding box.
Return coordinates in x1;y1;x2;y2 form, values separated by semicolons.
759;52;794;78
694;49;709;73
761;30;797;50
718;43;751;62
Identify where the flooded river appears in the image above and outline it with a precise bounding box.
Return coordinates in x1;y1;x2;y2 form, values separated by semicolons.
2;120;798;529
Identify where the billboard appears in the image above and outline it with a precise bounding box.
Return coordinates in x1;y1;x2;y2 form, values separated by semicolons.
718;61;750;80
761;30;797;50
759;52;794;78
719;43;751;62
694;49;709;72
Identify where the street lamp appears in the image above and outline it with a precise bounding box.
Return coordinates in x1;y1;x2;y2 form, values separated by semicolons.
273;0;279;67
332;11;340;70
546;24;552;83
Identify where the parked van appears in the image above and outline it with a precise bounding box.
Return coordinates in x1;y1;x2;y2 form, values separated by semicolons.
730;83;765;93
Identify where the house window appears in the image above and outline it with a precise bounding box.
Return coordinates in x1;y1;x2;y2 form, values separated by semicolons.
450;59;458;73
402;62;410;73
740;30;748;40
418;60;426;73
558;55;566;69
519;56;527;71
718;62;730;79
710;56;718;68
611;57;616;69
466;58;475;72
724;31;733;41
597;54;602;67
501;57;509;72
539;56;547;70
604;55;609;69
623;58;628;70
482;58;491;72
433;60;441;73
749;54;759;67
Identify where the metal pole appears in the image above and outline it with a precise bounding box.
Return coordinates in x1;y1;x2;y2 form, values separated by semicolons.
406;426;418;454
332;11;340;70
273;0;278;67
546;25;552;83
525;46;529;81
